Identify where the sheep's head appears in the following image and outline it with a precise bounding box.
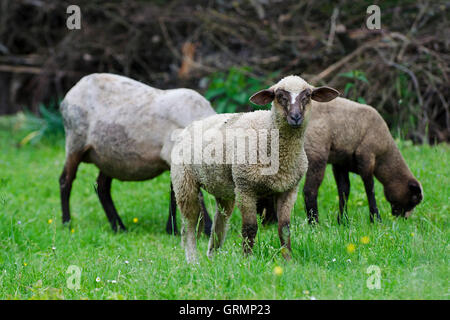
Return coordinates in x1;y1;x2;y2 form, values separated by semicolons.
250;75;339;129
384;178;423;218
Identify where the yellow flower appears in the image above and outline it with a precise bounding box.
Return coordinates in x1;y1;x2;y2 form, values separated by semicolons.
71;228;75;234
273;266;283;276
303;290;310;295
133;217;139;223
338;283;343;288
410;232;415;237
47;219;53;224
23;262;27;266
346;243;356;254
361;236;370;244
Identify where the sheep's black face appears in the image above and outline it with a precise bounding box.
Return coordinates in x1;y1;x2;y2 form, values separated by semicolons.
387;180;423;218
275;89;311;128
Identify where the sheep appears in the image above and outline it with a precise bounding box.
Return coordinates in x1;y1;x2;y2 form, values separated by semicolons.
258;97;424;224
59;73;215;232
170;75;339;263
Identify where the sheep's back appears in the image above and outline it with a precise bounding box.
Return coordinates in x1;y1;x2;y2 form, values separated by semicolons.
306;97;392;166
61;73;215;180
175;111;274;198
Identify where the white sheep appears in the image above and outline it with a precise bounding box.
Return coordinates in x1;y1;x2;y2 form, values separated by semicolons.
171;75;339;263
59;73;215;232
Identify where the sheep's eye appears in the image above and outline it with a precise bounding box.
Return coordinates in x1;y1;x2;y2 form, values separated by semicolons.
277;95;288;106
301;97;310;106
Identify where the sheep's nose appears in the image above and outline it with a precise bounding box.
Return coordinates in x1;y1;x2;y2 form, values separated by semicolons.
290;114;302;124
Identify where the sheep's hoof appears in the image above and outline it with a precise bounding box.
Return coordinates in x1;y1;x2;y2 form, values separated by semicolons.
308;217;319;225
62;220;72;229
281;247;292;261
337;214;349;225
186;254;199;264
166;226;179;236
204;223;212;237
370;213;382;223
207;245;218;259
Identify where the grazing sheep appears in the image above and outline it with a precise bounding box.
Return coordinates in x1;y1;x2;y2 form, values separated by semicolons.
170;75;339;263
259;97;424;224
59;73;215;232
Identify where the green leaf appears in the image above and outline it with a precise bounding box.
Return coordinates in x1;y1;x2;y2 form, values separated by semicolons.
357;97;367;104
232;92;248;105
338;71;356;79
227;104;237;113
344;83;354;96
356;74;369;84
205;87;226;100
215;99;228;113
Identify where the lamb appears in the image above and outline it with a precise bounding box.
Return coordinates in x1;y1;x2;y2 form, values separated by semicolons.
170;75;339;263
258;97;424;224
59;73;215;232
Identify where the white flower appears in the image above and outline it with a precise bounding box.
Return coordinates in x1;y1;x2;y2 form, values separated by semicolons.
111;280;117;284
124;260;129;264
332;258;336;262
347;259;351;263
138;259;143;262
310;296;317;300
51;246;56;250
96;277;101;282
17;221;22;225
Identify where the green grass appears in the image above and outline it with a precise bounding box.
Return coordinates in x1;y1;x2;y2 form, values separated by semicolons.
0;115;448;300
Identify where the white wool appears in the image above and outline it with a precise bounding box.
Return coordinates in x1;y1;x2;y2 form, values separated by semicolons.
270;75;312;93
172;74;314;263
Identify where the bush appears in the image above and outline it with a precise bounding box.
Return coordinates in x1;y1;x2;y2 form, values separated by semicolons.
205;67;278;113
18;102;64;146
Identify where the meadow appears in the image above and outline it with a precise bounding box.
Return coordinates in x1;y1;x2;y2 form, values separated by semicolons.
0;115;448;300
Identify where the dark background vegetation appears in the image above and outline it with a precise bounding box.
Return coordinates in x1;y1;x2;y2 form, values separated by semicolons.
0;0;448;143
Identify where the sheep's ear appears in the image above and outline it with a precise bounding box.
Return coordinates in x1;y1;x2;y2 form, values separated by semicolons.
250;89;275;106
409;180;423;203
311;86;340;102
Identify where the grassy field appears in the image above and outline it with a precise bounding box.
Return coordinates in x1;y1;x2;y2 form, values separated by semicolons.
0;115;448;300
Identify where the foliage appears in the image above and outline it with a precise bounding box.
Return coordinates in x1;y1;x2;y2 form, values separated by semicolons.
339;70;369;104
394;72;422;141
17;102;64;146
0;116;448;299
204;67;278;113
1;1;448;142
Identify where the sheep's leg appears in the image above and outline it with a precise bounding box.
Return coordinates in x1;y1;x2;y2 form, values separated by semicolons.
165;183;179;235
236;191;258;255
332;165;351;225
361;174;382;223
180;199;200;264
207;198;235;258
96;172;126;232
173;169;201;263
166;186;211;237
276;185;299;261
303;158;327;224
256;196;277;225
356;152;382;223
198;190;213;237
59;153;83;225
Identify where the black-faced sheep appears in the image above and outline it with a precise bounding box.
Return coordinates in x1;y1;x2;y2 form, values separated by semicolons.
170;75;339;262
59;73;215;232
